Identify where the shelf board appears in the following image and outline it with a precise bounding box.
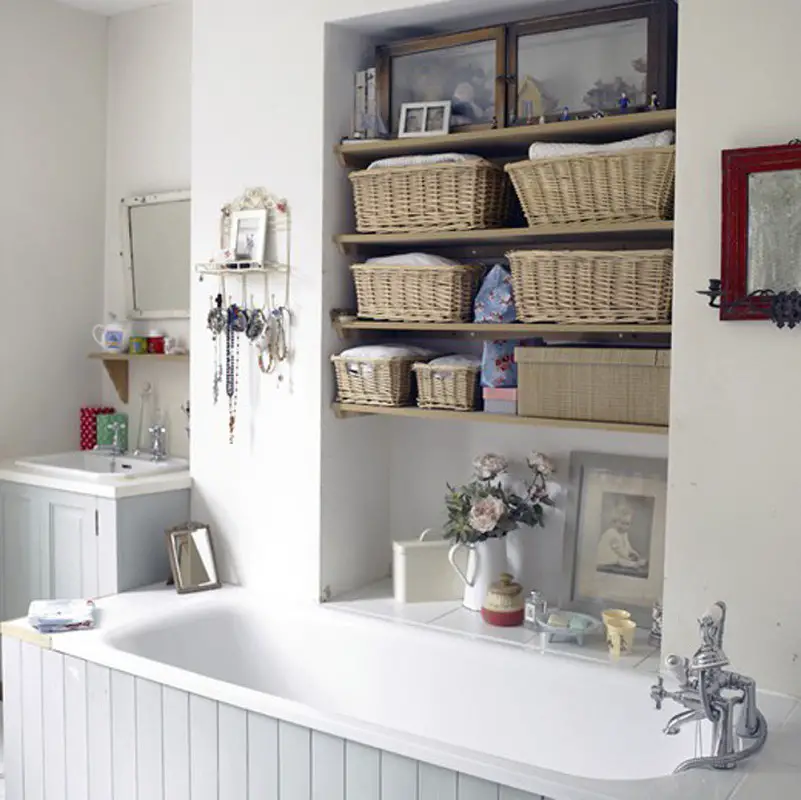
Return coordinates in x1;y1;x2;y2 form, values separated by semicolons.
334;318;671;338
332;403;668;436
337;109;677;167
334;220;674;253
89;352;189;403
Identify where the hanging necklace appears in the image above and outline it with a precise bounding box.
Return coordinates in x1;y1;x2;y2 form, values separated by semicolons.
206;294;226;404
226;303;247;443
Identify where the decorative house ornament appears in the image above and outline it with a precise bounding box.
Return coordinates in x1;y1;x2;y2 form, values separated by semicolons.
714;142;801;326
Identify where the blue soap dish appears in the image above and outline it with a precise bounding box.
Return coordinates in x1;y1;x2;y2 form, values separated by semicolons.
536;610;602;647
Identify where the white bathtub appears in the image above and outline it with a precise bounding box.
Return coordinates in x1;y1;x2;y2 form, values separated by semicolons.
2;585;791;800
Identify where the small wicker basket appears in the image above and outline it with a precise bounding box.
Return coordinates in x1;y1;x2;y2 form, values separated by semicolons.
351;263;483;323
349;160;510;233
508;249;673;324
332;353;425;406
505;147;675;227
413;362;480;411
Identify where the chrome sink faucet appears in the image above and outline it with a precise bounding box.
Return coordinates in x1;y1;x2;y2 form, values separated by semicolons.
650;601;768;772
148;423;168;462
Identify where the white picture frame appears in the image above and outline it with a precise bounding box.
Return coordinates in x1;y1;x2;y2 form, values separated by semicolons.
562;452;668;627
229;209;268;264
398;101;452;138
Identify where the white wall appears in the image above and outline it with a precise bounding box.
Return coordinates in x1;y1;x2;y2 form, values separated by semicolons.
663;0;801;695
104;1;192;457
0;0;107;459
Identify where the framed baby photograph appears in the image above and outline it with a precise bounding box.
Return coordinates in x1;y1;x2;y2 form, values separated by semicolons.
398;101;452;137
563;452;667;626
229;209;267;264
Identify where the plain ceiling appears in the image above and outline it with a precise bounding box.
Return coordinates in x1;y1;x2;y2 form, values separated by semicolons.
55;0;172;15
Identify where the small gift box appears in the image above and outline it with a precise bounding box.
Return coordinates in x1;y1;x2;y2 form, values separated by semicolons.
80;406;114;451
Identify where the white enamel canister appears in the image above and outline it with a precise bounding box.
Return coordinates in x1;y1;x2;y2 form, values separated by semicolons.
392;530;464;603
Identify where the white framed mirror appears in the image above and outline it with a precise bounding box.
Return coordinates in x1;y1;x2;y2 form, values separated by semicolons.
121;190;191;319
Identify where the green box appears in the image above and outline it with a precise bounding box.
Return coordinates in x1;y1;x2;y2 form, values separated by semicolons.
96;413;129;451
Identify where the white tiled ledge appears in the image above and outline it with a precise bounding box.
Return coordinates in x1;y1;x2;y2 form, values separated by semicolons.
326;578;661;673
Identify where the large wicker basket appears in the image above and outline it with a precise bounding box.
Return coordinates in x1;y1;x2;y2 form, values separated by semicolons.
505;147;675;227
508;249;673;324
515;347;670;426
332;353;424;406
349;161;510;233
351;263;483;322
413;362;480;411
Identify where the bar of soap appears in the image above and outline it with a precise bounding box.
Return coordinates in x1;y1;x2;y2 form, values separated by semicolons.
547;612;569;628
568;615;592;632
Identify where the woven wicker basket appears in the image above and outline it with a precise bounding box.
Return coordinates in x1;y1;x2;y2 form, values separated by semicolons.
505;147;675;227
413;363;480;411
349;161;510;233
351;263;483;322
508;249;673;324
515;347;670;426
332;354;423;406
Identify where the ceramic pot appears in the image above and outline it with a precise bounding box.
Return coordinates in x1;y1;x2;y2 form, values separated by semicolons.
92;320;130;352
448;537;507;612
481;572;525;627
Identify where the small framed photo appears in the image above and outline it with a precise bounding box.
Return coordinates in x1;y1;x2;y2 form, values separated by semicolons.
398;101;452;138
229;209;267;264
563;452;667;626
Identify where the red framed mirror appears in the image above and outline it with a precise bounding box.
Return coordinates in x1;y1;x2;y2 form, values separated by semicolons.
721;142;801;320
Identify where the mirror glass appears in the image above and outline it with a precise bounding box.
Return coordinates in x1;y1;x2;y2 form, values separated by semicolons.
167;524;220;593
123;192;191;318
747;170;801;292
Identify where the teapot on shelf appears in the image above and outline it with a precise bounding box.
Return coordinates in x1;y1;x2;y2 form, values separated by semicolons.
92;316;131;353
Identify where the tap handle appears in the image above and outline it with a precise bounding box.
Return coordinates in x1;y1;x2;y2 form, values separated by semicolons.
665;653;689;686
651;676;665;710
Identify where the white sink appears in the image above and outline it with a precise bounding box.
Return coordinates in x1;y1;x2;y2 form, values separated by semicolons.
16;451;189;482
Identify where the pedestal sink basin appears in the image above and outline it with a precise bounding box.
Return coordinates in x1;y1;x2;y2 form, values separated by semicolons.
16;451;189;482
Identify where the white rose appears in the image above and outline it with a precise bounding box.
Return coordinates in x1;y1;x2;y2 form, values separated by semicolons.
527;452;555;478
468;496;505;533
473;453;508;481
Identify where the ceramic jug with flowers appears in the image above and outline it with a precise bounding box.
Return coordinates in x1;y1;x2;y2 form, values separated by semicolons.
444;453;554;611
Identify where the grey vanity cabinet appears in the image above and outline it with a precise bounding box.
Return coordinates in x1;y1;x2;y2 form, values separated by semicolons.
0;480;190;625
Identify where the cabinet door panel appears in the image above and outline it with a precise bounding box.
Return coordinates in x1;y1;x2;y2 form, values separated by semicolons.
45;492;98;599
1;483;45;620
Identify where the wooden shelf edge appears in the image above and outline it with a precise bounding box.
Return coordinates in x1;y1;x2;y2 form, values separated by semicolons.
333;316;671;337
332;403;668;435
334;220;674;251
88;353;189;362
336;110;677;167
88;352;189;404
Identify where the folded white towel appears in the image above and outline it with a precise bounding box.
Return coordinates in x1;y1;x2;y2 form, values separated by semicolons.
367;153;485;170
28;599;96;633
337;344;435;360
365;252;460;267
528;130;675;161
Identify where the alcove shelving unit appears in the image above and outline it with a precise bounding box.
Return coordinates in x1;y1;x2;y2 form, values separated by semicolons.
331;109;676;435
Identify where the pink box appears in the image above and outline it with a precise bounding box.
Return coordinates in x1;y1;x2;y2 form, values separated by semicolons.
482;388;517;401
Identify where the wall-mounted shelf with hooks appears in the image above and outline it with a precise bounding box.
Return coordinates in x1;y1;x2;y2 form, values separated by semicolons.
89;353;189;404
194;262;289;278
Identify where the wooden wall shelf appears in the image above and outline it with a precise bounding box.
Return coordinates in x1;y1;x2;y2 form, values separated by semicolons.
332;403;668;436
334;221;674;254
336;110;677;168
88;353;189;404
333;316;671;339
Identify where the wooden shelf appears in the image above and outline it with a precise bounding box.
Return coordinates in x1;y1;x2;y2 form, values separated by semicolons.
333;317;671;339
89;352;189;403
334;220;673;254
336;110;677;168
332;403;668;436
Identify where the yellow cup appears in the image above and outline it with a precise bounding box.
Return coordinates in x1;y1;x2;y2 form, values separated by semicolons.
606;619;637;659
602;609;632;627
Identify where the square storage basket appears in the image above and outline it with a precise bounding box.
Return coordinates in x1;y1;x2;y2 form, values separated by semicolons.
413;362;480;411
507;249;673;323
332;354;423;407
504;147;675;227
515;348;670;427
351;263;483;322
349;161;511;233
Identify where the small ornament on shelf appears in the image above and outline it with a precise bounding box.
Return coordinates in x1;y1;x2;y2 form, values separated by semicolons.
591;110;605;120
618;92;630;113
648;91;660;111
649;600;663;646
559;106;570;122
538;114;546;125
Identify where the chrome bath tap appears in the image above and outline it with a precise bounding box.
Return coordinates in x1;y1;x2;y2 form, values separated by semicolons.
650;601;768;772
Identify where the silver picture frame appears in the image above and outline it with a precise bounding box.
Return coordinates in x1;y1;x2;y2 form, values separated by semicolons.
562;452;667;627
